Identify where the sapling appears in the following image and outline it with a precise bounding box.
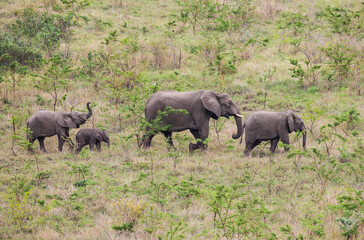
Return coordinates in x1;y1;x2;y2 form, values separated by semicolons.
34;54;71;111
259;67;276;109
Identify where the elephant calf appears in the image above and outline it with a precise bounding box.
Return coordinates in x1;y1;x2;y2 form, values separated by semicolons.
242;110;306;156
75;129;110;153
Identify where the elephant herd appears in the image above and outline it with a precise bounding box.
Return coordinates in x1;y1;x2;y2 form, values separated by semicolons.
27;90;307;156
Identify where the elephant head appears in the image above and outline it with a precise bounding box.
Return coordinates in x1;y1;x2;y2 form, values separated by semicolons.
57;102;92;128
200;91;243;139
287;110;306;149
97;130;110;147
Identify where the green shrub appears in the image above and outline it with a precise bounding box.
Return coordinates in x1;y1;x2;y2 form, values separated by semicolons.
8;8;63;53
0;32;42;67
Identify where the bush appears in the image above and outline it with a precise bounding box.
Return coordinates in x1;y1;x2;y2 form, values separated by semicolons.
0;32;42;67
8;8;63;53
0;8;75;67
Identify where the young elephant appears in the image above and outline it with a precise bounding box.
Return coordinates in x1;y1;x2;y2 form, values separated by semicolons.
75;129;110;153
242;110;306;156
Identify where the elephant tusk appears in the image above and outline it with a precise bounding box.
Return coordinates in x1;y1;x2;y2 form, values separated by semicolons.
235;114;244;118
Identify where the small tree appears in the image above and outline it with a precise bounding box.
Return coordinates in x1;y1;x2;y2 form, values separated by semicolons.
101;30;119;66
259;67;276;109
317;5;363;88
56;0;90;58
214;0;255;41
5;61;27;104
205;36;238;91
175;0;207;35
278;9;322;87
34;55;71;110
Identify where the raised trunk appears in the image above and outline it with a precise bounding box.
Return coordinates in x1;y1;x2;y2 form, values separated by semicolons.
232;114;243;139
86;102;92;119
302;125;307;149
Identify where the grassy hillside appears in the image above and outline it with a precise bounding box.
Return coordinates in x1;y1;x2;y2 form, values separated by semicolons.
0;0;363;239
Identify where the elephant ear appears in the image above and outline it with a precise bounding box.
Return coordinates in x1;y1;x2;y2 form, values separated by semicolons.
101;131;108;140
201;91;221;119
57;113;78;128
287;110;295;133
95;131;103;141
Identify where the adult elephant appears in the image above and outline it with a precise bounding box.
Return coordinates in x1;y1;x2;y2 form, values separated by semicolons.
241;110;306;156
27;102;92;152
141;90;243;151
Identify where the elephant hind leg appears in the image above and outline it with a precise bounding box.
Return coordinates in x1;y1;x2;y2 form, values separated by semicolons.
270;138;279;153
38;137;46;152
27;136;36;153
75;143;86;154
244;139;262;156
142;127;156;149
244;144;252;156
251;140;262;151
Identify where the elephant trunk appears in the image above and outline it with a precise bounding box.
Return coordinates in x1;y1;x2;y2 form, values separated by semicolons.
232;114;243;139
86;102;92;119
302;125;307;149
106;138;110;148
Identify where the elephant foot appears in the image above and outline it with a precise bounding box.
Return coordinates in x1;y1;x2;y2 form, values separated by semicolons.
142;143;151;149
244;150;250;157
189;142;206;153
167;145;176;151
189;143;197;153
142;138;152;149
28;148;35;155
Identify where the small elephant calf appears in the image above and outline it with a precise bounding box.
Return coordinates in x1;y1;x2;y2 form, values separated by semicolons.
75;128;110;153
242;110;306;156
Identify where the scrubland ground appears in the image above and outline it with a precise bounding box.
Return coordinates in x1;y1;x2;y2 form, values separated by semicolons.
0;0;363;239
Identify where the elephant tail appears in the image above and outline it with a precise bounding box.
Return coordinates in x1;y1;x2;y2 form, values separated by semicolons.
239;122;245;144
26;121;30;141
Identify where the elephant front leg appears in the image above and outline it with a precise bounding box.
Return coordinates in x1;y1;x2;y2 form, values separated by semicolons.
65;129;74;150
280;134;290;152
270;138;279;153
189;129;208;152
57;135;65;152
89;141;95;151
96;141;102;152
162;131;175;149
